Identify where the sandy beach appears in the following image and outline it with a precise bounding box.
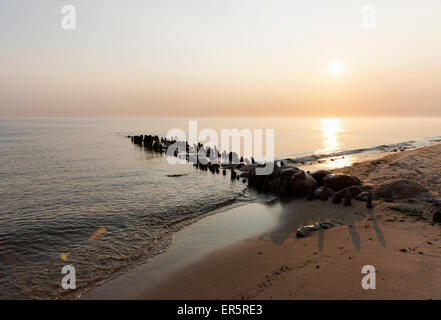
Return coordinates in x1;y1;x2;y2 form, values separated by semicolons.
84;143;441;300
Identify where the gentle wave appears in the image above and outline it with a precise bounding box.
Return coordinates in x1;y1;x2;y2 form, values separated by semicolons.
280;138;437;165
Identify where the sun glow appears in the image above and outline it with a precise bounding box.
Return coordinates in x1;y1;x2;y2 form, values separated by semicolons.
328;60;344;76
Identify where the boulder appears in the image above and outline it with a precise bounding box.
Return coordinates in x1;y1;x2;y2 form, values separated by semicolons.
280;160;299;167
288;171;317;198
266;163;280;180
235;162;245;170
247;169;256;187
240;171;250;178
238;164;258;172
338;185;363;198
296;221;340;237
266;177;280;194
323;174;361;191
312;186;323;200
311;170;331;187
278;165;300;178
238;164;257;178
277;176;291;197
309;185;333;200
388;204;424;216
355;191;369;202
306;189;316;201
253;174;266;191
360;184;374;192
296;223;321;237
374;179;428;199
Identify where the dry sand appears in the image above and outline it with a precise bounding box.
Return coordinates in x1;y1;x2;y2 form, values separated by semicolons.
86;144;441;300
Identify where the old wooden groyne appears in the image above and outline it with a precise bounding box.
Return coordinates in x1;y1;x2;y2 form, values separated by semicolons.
128;134;373;207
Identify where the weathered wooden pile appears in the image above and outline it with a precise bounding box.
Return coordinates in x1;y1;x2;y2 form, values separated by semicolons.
129;134;374;208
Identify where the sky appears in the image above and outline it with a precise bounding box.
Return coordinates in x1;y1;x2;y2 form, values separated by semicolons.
0;0;441;118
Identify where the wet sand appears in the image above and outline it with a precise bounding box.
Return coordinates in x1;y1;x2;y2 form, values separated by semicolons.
84;143;441;300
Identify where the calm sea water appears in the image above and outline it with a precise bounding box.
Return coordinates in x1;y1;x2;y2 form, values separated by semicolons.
0;117;440;299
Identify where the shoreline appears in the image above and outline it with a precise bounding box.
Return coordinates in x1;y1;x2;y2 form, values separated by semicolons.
81;201;284;299
83;143;441;299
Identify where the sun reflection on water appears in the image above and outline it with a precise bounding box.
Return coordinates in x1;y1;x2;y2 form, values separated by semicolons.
310;118;352;169
320;118;343;153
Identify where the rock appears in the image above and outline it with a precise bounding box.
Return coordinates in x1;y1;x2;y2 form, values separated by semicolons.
255;175;266;190
355;191;369;202
249;172;266;191
312;187;323;200
320;221;340;229
296;221;340;237
306;188;316;201
374;179;428;199
338;186;363;198
278;165;300;178
239;171;250;178
311;170;331;187
277;176;291;197
266;163;280;180
238;164;258;172
296;223;321;237
267;177;280;193
273;177;282;195
356;190;374;208
221;163;237;169
388;204;424;216
323;174;361;191
360;184;374;192
253;164;279;191
263;176;272;192
288;171;317;198
235;163;245;170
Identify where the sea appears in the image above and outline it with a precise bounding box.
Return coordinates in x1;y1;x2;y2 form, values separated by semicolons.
1;117;440;299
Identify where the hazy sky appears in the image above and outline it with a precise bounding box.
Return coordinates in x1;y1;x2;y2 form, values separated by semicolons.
1;0;441;117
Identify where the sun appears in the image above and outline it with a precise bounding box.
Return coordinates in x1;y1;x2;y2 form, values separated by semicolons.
328;60;344;76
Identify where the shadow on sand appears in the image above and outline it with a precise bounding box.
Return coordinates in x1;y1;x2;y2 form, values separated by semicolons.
256;199;386;252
